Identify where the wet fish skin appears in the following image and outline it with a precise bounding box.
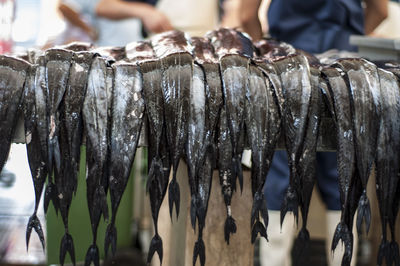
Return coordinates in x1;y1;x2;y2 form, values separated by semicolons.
0;55;29;174
82;56;111;266
152;31;193;219
336;58;381;235
292;67;321;260
374;69;400;266
105;63;144;258
23;64;46;251
245;64;281;243
44;49;74;214
273;54;312;225
57;51;94;266
322;67;357;266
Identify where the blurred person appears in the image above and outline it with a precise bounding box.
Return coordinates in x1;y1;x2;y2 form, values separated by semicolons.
58;0;173;46
239;0;388;266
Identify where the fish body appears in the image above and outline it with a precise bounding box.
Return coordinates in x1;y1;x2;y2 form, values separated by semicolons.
151;30;193;219
0;55;29;173
374;69;400;266
208;28;255;192
292;66;321;260
335;58;381;235
272;54;312;225
82;56;111;266
322;67;357;266
105;62;144;257
23;64;46;251
245;63;281;243
43;49;73;214
57;51;94;265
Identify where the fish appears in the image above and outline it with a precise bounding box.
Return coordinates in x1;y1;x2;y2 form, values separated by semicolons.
0;55;29;175
22;63;47;252
105;62;144;258
151;30;193;219
254;38;296;61
272;54;313;225
335;58;381;235
244;63;281;243
59;42;94;52
82;55;111;266
57;51;94;265
374;69;400;266
127;41;170;264
43;48;74;215
292;66;321;260
94;46;127;62
207;28;255;192
321;66;358;266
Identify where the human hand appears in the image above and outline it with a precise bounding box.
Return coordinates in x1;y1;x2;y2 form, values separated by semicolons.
140;6;173;33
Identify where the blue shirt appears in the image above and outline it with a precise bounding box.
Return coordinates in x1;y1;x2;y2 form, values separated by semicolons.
268;0;364;53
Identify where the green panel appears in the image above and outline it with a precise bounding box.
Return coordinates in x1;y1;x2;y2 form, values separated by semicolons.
47;146;134;264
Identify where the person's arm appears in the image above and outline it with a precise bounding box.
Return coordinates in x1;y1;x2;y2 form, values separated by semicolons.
58;3;98;40
364;0;388;34
238;0;262;40
95;0;173;33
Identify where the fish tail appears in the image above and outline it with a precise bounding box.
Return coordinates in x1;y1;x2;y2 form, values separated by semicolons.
95;186;109;222
146;157;163;193
104;223;117;258
233;156;243;193
251;191;269;229
377;239;390;266
44;182;59;214
356;191;371;235
251;220;268;243
59;233;75;266
168;177;180;220
26;214;45;251
193;237;206;266
390;241;400;266
292;227;310;261
147;233;163;264
280;187;299;227
331;222;353;266
84;244;100;266
224;215;237;244
190;196;197;230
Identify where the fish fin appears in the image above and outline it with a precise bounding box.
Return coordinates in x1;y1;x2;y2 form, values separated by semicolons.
193;237;206;266
59;233;75;266
168;178;180;220
147;233;163;264
190;196;197;230
356;192;371;235
251;220;268;243
104;224;117;258
26;214;45;251
377;239;390;266
84;244;100;266
224;216;237;244
292;227;310;261
390;241;400;266
331;222;352;266
96;186;109;222
251;192;269;229
280;187;299;227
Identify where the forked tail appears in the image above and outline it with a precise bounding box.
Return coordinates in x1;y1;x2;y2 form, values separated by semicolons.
104;223;117;258
168;177;180;220
377;239;390;266
59;233;75;266
251;191;269;229
147;233;163;264
356;191;371;235
280;186;299;227
26;213;45;251
389;241;400;266
331;222;352;266
251;220;268;243
292;227;310;261
84;244;100;266
224;215;237;244
193;236;205;266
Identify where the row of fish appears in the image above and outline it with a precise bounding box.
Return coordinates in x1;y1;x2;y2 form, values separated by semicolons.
0;28;399;266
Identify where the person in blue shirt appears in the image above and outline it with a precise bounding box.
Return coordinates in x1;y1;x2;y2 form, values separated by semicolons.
240;0;388;265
